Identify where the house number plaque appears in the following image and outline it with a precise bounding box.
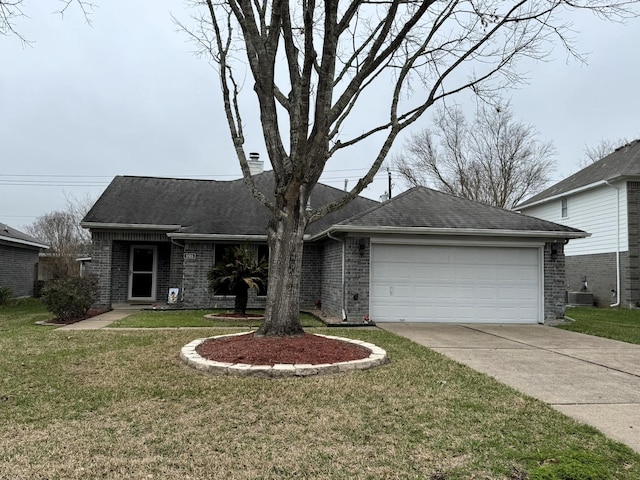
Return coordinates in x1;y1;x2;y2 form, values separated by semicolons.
184;253;197;260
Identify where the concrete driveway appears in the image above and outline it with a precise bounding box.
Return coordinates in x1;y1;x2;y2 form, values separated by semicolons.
378;323;640;453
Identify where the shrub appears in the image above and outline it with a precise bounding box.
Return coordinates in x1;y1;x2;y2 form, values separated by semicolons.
0;287;11;306
41;276;98;321
208;245;268;314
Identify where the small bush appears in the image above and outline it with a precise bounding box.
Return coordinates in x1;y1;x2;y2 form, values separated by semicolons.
0;286;11;306
41;276;98;321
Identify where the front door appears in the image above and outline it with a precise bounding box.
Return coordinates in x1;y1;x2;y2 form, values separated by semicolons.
128;245;157;301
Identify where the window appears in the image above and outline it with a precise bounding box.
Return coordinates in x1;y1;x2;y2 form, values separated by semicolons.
561;197;568;218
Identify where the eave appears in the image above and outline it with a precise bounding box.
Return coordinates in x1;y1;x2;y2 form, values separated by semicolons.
516;175;639;210
309;225;589;241
166;233;270;242
80;222;182;231
0;235;49;250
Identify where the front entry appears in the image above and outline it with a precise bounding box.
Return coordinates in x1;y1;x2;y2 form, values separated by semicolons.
128;245;157;301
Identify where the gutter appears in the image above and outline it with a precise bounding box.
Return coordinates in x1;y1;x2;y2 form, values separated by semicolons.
166;233;269;241
327;231;348;322
0;235;49;250
80;222;182;231
604;181;621;307
310;225;589;242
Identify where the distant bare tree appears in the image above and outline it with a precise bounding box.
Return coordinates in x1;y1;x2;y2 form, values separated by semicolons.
25;194;94;279
579;137;634;168
63;192;93;247
396;102;555;209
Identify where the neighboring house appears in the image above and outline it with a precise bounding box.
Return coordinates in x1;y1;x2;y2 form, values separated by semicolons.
82;170;585;324
0;223;49;297
517;139;640;307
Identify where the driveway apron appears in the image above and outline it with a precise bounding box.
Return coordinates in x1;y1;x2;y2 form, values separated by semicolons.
378;323;640;453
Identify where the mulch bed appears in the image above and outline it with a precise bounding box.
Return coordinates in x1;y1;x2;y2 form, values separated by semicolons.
196;333;371;366
205;312;265;322
44;308;110;325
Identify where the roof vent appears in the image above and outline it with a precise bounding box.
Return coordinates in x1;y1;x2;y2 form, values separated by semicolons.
247;152;264;176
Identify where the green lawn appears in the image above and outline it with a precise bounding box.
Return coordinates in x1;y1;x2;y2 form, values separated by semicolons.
2;299;639;479
109;309;324;328
561;307;640;344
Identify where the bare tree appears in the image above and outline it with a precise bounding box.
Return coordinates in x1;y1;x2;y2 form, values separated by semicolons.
25;194;94;280
0;0;94;44
579;137;634;168
179;0;637;336
395;102;555;208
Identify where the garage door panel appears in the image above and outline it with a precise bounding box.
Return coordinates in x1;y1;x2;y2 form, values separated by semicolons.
371;244;541;324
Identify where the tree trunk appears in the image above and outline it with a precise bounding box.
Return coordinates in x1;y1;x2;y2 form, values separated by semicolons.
233;284;249;314
255;206;307;337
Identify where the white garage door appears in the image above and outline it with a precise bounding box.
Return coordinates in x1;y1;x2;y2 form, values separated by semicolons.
370;244;541;323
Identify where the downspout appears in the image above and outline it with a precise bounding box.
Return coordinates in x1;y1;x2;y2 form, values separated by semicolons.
327;231;348;321
604;181;621;307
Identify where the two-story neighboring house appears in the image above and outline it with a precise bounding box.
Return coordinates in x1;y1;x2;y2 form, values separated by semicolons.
517;139;640;307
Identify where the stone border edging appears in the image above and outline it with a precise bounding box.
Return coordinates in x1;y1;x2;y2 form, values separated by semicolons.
180;332;388;378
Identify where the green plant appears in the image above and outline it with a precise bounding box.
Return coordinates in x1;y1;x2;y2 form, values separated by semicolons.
207;245;268;314
40;276;97;321
0;286;11;306
528;451;611;480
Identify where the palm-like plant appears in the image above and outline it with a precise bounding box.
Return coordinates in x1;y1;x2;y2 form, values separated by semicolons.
207;245;268;314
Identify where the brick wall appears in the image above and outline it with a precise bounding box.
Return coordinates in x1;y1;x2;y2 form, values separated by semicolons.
543;241;566;320
0;243;39;297
182;241;215;308
323;238;570;322
89;232;113;307
300;244;321;309
344;237;370;321
626;181;640;307
89;231;171;307
169;242;185;301
90;232;325;310
565;252;619;307
320;239;343;317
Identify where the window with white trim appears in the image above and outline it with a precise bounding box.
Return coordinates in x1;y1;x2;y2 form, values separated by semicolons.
561;197;568;218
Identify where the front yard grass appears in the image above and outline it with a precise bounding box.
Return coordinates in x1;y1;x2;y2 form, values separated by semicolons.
2;299;640;479
109;309;323;328
561;307;640;345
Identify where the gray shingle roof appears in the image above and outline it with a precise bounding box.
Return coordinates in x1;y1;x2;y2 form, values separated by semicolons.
336;186;584;234
82;172;379;236
0;223;49;249
518;139;640;208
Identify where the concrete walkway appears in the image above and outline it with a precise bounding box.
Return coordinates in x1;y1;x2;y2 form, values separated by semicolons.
55;310;134;330
378;323;640;453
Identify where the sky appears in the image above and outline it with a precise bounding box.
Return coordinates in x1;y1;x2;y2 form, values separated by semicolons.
1;1;639;231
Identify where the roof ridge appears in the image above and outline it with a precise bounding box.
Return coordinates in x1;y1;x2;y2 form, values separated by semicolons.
336;186;414;224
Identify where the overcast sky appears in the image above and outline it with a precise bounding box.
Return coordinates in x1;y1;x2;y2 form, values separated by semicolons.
2;1;639;231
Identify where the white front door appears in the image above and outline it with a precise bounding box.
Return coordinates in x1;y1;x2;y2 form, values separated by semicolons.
128;245;157;301
370;244;542;323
